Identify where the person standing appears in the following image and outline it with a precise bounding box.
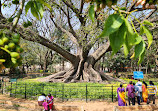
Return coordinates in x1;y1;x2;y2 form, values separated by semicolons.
136;79;143;102
117;84;126;106
126;81;135;105
133;83;140;105
142;81;148;102
147;81;156;104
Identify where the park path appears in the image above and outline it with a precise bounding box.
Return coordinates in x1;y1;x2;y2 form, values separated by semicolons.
0;94;117;111
0;94;158;111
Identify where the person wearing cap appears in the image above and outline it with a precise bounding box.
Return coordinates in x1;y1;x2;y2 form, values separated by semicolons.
117;83;126;106
126;81;135;105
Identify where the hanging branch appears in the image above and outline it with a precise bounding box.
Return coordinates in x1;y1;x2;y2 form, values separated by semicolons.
10;0;25;32
0;0;2;15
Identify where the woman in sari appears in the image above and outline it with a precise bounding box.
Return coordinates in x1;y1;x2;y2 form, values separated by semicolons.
142;81;148;102
117;84;126;106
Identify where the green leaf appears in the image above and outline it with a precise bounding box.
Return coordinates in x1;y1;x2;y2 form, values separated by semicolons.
123;38;130;57
135;34;142;45
138;50;145;65
133;33;142;45
99;14;124;38
27;20;32;26
109;22;126;55
134;40;146;59
31;3;39;20
34;2;44;19
25;1;33;15
139;25;144;35
124;18;135;46
143;26;153;49
8;17;14;22
37;0;52;12
37;3;44;18
89;5;95;22
143;20;154;26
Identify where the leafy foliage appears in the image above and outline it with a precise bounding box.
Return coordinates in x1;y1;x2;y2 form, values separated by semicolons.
97;12;153;65
25;0;52;20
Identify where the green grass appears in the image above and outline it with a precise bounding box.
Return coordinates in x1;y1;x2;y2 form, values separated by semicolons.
6;77;158;101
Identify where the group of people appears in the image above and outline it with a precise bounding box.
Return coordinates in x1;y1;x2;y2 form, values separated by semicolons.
117;80;157;106
38;93;54;111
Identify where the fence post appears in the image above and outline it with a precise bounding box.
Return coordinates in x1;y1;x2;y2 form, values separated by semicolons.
62;84;64;102
1;81;3;94
86;85;88;103
112;85;113;102
10;82;12;97
25;83;27;99
42;84;44;93
15;82;17;97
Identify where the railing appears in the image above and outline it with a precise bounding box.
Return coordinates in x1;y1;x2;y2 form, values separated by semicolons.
2;81;157;102
1;81;118;102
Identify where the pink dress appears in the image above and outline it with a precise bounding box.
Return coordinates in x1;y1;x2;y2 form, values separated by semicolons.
46;96;54;109
42;101;48;110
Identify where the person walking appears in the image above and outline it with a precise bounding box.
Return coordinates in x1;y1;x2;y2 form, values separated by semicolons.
126;81;135;105
142;81;148;102
147;81;156;104
136;79;143;102
117;84;126;106
133;83;140;105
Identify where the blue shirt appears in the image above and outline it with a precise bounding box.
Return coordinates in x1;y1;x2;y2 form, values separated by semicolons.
134;85;140;96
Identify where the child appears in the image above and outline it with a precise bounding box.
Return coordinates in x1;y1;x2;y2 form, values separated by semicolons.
42;99;49;111
46;94;54;111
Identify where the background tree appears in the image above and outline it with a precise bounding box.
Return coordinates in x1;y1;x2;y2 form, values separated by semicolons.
0;0;157;82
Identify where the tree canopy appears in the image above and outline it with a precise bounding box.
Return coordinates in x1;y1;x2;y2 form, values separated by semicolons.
0;0;157;82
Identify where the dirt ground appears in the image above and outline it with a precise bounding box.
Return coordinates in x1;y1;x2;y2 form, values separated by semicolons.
0;95;157;111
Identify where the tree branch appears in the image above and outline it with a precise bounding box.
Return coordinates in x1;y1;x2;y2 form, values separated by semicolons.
125;0;128;8
62;0;86;26
52;2;68;17
67;7;78;40
0;0;2;16
0;16;77;65
90;41;111;63
79;0;84;14
62;0;79;15
144;8;157;20
11;0;25;32
50;15;79;46
132;6;157;11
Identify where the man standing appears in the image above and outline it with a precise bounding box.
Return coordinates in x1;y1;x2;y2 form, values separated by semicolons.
133;83;140;105
126;81;135;105
136;79;143;102
147;81;156;104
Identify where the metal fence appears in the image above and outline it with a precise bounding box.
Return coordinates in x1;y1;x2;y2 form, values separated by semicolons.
0;81;118;102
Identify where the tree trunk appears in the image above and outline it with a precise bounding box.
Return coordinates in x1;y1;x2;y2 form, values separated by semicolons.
38;53;125;83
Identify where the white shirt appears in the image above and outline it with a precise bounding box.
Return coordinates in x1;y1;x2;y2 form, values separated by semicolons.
154;85;157;94
136;81;142;92
38;95;46;101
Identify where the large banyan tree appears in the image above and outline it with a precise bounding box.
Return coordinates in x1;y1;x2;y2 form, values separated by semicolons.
0;0;157;82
